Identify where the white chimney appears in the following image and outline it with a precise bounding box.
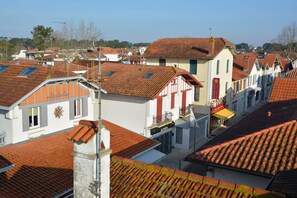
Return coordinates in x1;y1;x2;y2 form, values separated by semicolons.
68;120;110;198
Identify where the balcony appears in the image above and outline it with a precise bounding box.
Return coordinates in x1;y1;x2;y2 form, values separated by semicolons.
152;112;173;127
179;105;191;117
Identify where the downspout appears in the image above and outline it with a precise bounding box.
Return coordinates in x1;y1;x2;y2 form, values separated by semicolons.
95;47;102;197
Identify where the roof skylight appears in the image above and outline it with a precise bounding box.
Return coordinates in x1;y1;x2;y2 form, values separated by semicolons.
144;73;154;79
0;65;9;73
19;68;37;76
106;71;116;77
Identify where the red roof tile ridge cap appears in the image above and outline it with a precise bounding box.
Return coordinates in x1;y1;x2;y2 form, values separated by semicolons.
79;120;98;128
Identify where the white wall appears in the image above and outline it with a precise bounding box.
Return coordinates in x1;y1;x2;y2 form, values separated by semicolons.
207;167;271;189
0;109;13;146
101;94;148;135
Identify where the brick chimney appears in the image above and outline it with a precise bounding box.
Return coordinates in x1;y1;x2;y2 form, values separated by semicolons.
67;120;110;198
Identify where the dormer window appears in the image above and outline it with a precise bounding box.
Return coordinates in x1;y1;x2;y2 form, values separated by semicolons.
0;65;9;73
20;68;37;76
144;73;154;79
106;71;116;77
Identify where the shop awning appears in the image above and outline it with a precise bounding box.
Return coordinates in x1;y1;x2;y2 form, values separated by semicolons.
213;108;235;120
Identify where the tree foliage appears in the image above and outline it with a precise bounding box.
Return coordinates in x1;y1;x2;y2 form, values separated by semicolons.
31;25;54;50
0;39;14;61
273;21;297;54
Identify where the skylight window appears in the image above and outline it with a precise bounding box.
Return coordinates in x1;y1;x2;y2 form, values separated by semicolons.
0;65;9;73
19;68;37;76
144;73;154;79
106;71;116;77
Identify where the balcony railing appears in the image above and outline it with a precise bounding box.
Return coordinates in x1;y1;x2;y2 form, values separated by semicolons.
179;105;191;117
152;112;173;127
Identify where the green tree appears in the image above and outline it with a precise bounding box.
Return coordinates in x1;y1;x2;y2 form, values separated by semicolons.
0;39;14;61
31;25;54;50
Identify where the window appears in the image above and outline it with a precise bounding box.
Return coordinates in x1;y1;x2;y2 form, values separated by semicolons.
0;65;9;73
20;68;37;76
226;59;229;73
225;82;228;93
216;60;220;75
189;60;197;74
29;107;40;128
194;87;200;101
159;58;166;66
144;73;154;78
106;71;115;77
176;127;183;144
0;133;5;145
74;99;82;117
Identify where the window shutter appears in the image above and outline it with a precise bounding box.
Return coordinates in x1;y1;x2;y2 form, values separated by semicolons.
22;107;29;132
212;78;220;99
171;93;175;109
69;100;74;120
82;98;88;117
40;105;48;127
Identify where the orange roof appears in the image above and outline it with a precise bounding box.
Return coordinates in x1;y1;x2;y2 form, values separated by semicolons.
54;61;88;72
99;47;120;55
188;120;297;176
0;63;78;107
286;68;297;78
144;37;234;60
0;131;281;197
260;54;286;69
84;63;202;99
269;78;297;102
232;66;248;81
10;58;39;65
111;156;281;197
233;53;258;75
67;120;159;158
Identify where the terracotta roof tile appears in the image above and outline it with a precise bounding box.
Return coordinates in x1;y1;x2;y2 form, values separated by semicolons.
54;61;88;72
0;63;78;107
269;78;297;102
10;58;39;65
232;66;248;81
233;53;258;75
84;63;202;99
144;37;235;60
286;68;297;78
67;120;159;158
188;120;297;176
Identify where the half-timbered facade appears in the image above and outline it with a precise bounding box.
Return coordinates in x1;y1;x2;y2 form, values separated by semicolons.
0;64;96;146
85;63;204;153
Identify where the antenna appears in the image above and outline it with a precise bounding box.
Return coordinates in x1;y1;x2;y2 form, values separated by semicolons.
209;27;212;38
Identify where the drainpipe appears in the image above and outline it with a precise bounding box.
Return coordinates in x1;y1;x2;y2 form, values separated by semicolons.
95;47;102;197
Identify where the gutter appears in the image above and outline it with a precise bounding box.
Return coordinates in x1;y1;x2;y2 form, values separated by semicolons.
189;159;273;179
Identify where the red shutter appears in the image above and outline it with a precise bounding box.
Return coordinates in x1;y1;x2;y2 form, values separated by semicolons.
212;78;220;99
171;93;175;109
156;97;163;123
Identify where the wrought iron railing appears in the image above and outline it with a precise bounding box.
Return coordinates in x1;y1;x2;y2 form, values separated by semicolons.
152;112;173;126
179;105;191;117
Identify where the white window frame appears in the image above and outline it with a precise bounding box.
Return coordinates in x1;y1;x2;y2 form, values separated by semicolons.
0;133;6;146
74;99;82;118
29;107;40;129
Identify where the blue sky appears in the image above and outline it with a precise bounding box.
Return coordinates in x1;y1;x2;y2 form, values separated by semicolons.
1;0;296;46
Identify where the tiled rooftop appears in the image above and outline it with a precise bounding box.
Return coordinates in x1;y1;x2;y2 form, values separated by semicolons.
54;61;88;72
267;169;297;197
233;53;258;75
187;120;297;176
232;66;248;81
286;68;297;78
84;63;202;99
269;78;297;102
144;37;234;60
0;63;78;107
10;58;39;65
111;156;282;197
67;120;159;158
